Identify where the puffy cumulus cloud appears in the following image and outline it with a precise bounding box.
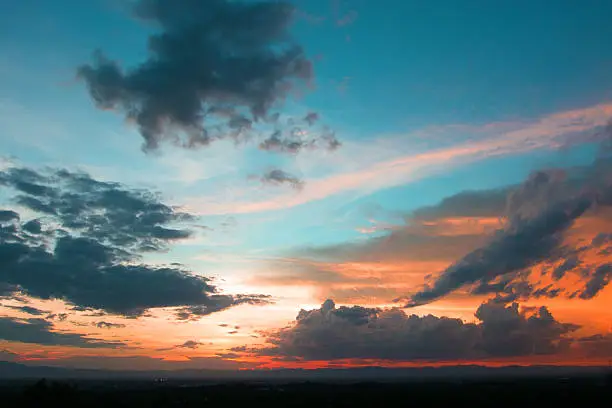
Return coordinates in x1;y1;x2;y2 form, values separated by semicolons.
257;168;304;190
404;153;612;307
0;317;125;348
241;299;578;361
77;0;339;153
0;165;269;317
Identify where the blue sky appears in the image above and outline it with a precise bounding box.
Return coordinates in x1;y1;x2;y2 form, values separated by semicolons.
1;0;612;369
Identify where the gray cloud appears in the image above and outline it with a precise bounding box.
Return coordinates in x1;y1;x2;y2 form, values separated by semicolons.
3;305;49;316
578;263;612;300
0;317;125;348
0;210;20;223
0;166;270;317
176;340;202;349
46;313;68;321
258;168;304;190
94;321;127;329
77;0;340;153
0;167;194;253
411;188;508;221
303;111;319;126
576;334;612;358
258;126;340;154
175;294;271;321
243;299;577;361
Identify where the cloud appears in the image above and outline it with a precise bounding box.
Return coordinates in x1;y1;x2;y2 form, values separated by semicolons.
404;152;612;307
257;168;304;190
0;317;125;348
0;166;194;252
253;214;496;296
411;189;508;221
242;299;578;361
46;313;68;321
94;321;127;329
3;305;49;316
303;111;319;126
576;334;612;358
258;126;340;154
176;340;202;349
184;103;612;215
0;210;20;223
578;263;612;300
175;294;271;321
77;0;333;153
254;150;611;305
0;165;269;316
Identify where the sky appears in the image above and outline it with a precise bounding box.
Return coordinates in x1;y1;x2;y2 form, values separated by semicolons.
1;0;611;371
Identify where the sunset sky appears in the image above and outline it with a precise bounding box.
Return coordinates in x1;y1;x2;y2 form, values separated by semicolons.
1;0;611;371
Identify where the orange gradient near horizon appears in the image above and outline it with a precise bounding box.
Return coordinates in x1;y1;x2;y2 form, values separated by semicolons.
1;208;611;369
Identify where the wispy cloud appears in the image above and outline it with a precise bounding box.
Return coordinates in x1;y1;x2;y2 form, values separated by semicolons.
184;103;612;215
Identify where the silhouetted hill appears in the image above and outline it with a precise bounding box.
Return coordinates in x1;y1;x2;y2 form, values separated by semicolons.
0;360;609;382
1;375;611;408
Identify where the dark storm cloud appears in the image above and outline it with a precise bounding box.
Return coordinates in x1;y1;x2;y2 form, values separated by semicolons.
404;155;612;307
77;0;324;152
3;305;49;316
0;317;125;348
0;165;270;317
243;299;577;361
258;168;304;190
94;321;127;329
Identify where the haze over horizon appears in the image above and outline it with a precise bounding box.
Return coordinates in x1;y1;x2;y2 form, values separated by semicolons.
1;0;612;372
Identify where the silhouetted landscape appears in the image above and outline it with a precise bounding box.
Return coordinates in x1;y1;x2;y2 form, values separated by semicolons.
1;363;611;407
1;372;610;407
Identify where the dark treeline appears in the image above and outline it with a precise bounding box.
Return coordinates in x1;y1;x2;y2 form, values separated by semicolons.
1;375;611;407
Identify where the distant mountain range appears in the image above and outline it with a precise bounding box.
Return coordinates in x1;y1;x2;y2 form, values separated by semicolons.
0;360;609;382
